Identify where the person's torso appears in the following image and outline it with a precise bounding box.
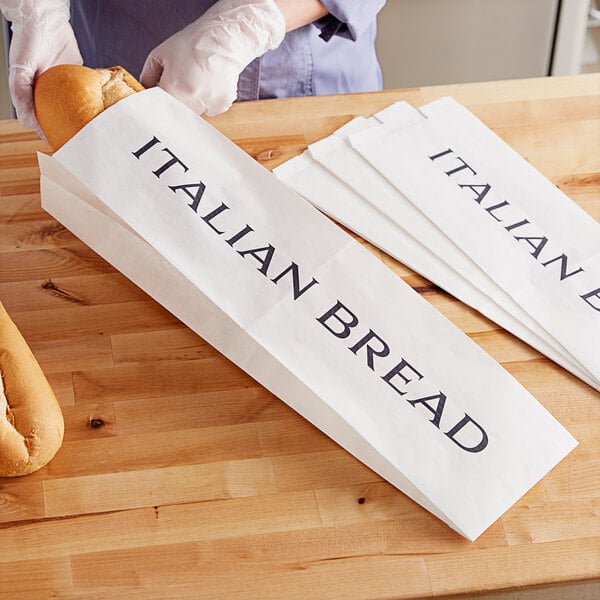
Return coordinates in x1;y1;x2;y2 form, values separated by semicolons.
70;0;382;100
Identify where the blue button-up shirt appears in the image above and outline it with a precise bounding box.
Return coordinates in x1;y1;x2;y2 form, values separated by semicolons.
70;1;385;100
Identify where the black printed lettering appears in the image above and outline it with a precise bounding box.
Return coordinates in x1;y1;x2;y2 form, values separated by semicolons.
541;253;585;281
201;202;229;234
271;262;319;300
444;156;477;177
581;287;600;312
429;148;454;161
445;414;489;453
381;359;424;396
407;392;447;428
317;301;359;339
237;245;275;275
169;181;206;213
226;225;254;247
513;234;548;259
459;182;491;204
132;136;161;159
504;219;530;232
484;200;511;222
152;148;189;178
348;329;390;370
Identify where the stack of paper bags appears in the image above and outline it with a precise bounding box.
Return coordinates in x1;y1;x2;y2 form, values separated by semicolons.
38;89;578;541
274;97;600;392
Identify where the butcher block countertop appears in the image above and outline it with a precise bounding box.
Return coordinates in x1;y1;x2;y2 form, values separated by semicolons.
1;73;600;600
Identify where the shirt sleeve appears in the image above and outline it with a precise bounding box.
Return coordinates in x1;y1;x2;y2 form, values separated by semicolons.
314;0;386;42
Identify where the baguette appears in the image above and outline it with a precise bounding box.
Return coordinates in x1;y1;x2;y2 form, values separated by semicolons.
34;64;144;151
0;302;64;477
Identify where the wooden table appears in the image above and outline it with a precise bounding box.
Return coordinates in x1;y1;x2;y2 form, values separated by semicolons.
1;74;599;600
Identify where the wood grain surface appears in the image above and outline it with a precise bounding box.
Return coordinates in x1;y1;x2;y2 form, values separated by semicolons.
0;73;599;599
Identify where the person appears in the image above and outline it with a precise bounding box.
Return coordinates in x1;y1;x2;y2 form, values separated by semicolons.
0;0;386;137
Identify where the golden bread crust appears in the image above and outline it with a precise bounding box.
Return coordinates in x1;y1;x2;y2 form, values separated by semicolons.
0;302;64;477
34;64;143;151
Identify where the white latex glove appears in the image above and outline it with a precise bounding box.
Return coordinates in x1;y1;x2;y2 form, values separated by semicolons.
1;0;82;135
140;0;286;117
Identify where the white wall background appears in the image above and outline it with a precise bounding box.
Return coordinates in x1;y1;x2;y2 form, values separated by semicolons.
375;0;559;89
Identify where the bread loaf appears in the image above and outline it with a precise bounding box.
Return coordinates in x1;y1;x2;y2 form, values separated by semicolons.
34;64;144;151
0;302;64;477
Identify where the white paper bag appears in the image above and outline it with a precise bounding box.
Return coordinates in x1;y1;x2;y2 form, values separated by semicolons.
39;88;577;541
273;151;462;291
274;112;597;389
349;97;600;385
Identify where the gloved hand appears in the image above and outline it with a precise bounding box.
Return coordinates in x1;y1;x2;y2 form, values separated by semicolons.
140;0;286;117
1;0;82;136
